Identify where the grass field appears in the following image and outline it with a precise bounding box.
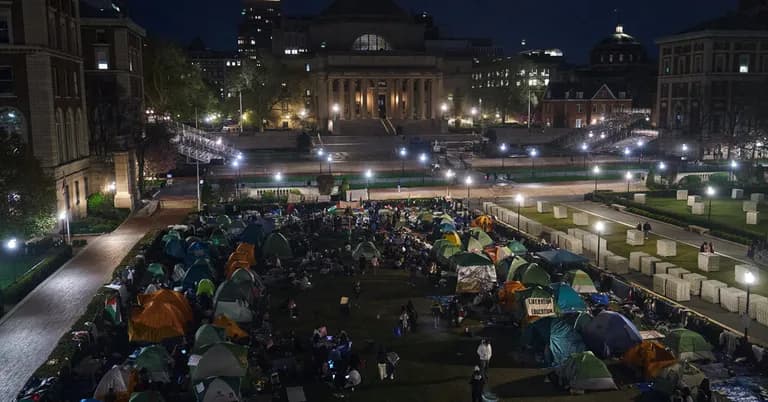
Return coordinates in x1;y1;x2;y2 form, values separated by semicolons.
643;196;768;235
0;254;48;290
268;269;640;402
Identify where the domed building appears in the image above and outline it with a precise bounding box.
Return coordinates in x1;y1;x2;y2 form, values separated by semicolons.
590;24;648;70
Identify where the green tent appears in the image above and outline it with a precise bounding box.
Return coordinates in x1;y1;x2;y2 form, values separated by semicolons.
513;285;554;322
465;236;485;253
215;215;232;226
130;391;165;402
352;241;381;261
147;263;165;278
230;268;254;284
439;214;455;224
564;270;598;294
417;211;434;223
437;243;462;264
468;227;493;248
193;377;241;402
162;231;180;244
194;324;227;353
451;252;492;267
214;280;254;304
209;232;229;247
514;263;550;287
556;351;617;391
505;256;530;282
663;329;714;362
135;345;171;374
190;342;248;381
196;279;215;298
262;232;293;259
508;240;528;254
432;239;451;252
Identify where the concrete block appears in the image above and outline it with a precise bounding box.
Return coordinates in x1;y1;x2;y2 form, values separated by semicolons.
654;262;676;274
698;252;720;272
573;228;590;242
732;189;744;199
735;264;759;284
573;212;589;226
653;274;673;295
692;202;705;215
739;295;768;319
537;201;551;213
743;201;758;212
553;206;568;219
666;277;691;302
676;190;689;201
751;193;765;203
564;236;583;255
606;255;629;274
747;211;759;225
667;267;690;278
657;239;677;257
549;230;567;245
687;195;701;207
701;280;727;304
629;251;650;271
682;273;707;296
720;287;747;313
583;234;607;254
626;229;645;246
634;193;647;204
640;256;662;276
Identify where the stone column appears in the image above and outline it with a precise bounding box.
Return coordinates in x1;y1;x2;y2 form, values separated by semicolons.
348;79;356;120
431;77;440;119
113;151;134;209
393;79;401;119
387;78;395;119
361;79;368;118
327;78;335;119
416;79;425;119
407;78;415;119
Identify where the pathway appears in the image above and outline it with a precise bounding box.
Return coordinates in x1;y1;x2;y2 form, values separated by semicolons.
0;209;187;400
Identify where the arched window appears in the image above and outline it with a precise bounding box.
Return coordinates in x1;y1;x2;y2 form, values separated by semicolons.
352;34;392;52
0;107;27;140
75;109;86;156
65;109;75;160
56;109;66;163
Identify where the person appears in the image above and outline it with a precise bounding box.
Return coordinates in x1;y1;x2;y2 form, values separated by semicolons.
697;378;712;402
376;346;388;381
708;242;715;253
353;281;361;301
406;300;418;331
344;367;361;390
642;221;652;239
399;306;410;334
126;267;135;286
476;339;492;379
700;242;707;252
469;366;484;402
431;300;443;328
386;350;399;380
636;222;643;232
358;256;367;275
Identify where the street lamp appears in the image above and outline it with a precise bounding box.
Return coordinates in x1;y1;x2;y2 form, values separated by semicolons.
327;154;333;174
274;172;282;196
706;186;716;223
440;102;448;119
529;148;538;177
581;143;589;171
232;160;241;198
681;143;689;161
515;193;524;231
592;165;601;192
332;103;340;120
744;270;757;340
419;153;428;184
399;147;407;181
636;139;644;162
5;238;18;251
595;221;605;268
465;176;473;210
365;169;373;190
445;169;455;196
625;171;633;193
730;160;739;183
59;210;71;245
317;148;325;174
500;143;507;168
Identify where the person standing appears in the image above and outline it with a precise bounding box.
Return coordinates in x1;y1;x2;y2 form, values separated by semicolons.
431;300;443;328
376;347;388;381
642;222;652;239
476;339;492;379
399;306;410;335
469;366;484;402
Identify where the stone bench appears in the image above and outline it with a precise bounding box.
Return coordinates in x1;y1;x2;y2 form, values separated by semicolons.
682;273;707;296
743;201;757;212
640;256;662;276
537;201;551;213
687;225;710;235
687;195;702;207
698;252;720;272
629;251;650;271
606;255;629;274
553;206;568;219
667;267;690;278
692;202;705;215
572;212;589;226
747;211;759;225
610;203;627;212
626;229;644;246
654;262;676;274
657;239;677;257
676;190;688;201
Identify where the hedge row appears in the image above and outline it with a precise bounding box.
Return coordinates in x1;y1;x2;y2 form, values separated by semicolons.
32;230;160;379
3;246;73;305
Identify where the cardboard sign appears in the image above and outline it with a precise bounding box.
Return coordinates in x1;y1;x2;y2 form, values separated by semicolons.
525;297;555;317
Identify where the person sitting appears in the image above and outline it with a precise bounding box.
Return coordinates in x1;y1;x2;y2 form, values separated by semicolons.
344;368;362;390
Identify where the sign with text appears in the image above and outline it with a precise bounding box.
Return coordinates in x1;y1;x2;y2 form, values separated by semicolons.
525;297;556;317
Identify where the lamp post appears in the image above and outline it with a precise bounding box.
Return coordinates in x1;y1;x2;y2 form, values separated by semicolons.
419;153;428;184
625;171;633;193
658;162;667;187
195;158;201;212
515;193;524;231
744;270;756;340
399;147;407;181
232;160;241;198
59;210;71;245
636;139;644;163
623;147;631;168
581;143;589;172
332;103;340;121
445;169;455;196
465;176;473;210
365;169;373;190
317;148;325;174
274;172;282;197
706;186;716;223
440;102;448;119
500;143;507;168
595;221;605;268
327;154;333;174
529;148;538;177
681;143;689;162
730;160;738;183
592;165;601;192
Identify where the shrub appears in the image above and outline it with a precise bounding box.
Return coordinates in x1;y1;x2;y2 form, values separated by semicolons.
709;173;730;186
296;132;312;153
317;175;335;195
339;177;350;200
679;175;702;190
3;246;72;304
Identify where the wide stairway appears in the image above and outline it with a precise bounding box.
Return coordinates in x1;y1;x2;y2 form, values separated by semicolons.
335;119;394;136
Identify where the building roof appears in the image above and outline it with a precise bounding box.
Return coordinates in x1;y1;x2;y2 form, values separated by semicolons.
545;82;629;101
321;0;409;19
597;25;641;46
678;9;768;33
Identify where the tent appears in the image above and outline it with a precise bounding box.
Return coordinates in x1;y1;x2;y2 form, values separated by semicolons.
582;311;643;358
213;315;249;341
468;227;493;248
663;329;714;362
513;286;554;323
171;264;186;282
193;377;241;402
241;223;264;245
224;258;251;279
549;283;587;314
439;221;456;233
137;289;194;323
451;252;496;293
523;317;586;366
187;242;211;259
494;246;513;264
556;351;617;392
535;249;589;266
438;214;455;225
508;240;528;254
417;211;434;223
94;365;133;401
623;341;678;379
471;215;494;232
182;260;214;290
235;243;256;266
262;232;293;258
194;324;226;353
129;391;165;402
214;280;254;304
444;231;462;247
215;215;232;226
209;232;229;247
164;237;185;260
196;279;216;298
465;236;485;253
147;263;165;278
352;241;381;261
231;268;265;292
432;239;451;252
505;256;530;283
129;302;187;343
513;263;550;287
564;270;598;294
134;345;171;383
436;243;462;264
497;281;527;312
189;342;248;380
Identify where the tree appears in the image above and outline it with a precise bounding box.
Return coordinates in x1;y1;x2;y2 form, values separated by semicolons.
136;124;176;195
0;132;57;239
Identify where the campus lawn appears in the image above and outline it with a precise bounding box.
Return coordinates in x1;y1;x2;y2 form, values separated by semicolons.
643;196;768;235
268;269;639;402
0;254;47;290
515;205;768;298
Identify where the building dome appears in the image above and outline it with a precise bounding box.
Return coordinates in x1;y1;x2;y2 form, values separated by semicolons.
590;25;647;69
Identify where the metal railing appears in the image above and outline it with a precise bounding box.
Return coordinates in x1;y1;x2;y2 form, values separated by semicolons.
167;122;241;163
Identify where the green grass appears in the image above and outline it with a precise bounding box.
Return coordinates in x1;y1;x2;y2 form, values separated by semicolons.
0;254;48;290
268;269;638;402
643;196;768;234
480;163;649;175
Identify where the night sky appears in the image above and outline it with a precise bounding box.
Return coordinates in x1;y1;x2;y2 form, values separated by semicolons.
129;0;738;64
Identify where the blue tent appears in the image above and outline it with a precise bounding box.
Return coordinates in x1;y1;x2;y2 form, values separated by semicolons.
440;222;456;233
582;311;642;358
240;223;263;246
182;259;214;290
535;249;589;266
164;237;185;260
549;283;587;314
523;317;586;367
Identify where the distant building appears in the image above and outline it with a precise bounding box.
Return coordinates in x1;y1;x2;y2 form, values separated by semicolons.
540;82;633;129
655;0;768;158
0;0;90;217
188;40;241;101
238;0;281;58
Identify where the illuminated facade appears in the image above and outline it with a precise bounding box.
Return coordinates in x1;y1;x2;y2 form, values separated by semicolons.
238;0;281;58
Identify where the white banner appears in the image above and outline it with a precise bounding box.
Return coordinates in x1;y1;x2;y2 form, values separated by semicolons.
525;297;555;317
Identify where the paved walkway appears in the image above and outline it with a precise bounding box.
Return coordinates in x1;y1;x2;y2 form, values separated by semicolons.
0;209;187;400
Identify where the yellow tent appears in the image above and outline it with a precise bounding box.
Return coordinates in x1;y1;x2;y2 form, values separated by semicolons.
235;243;256;266
471;215;494;232
213;315;249;341
129;302;187;343
623;341;677;379
224;259;251;279
228;250;254;268
137;289;194;323
444;231;461;247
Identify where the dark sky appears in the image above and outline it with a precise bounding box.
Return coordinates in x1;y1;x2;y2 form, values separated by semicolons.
129;0;739;64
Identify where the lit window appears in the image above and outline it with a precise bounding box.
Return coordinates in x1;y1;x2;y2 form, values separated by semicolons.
352;34;392;51
305;89;311;96
95;47;109;70
0;66;13;95
305;63;311;72
250;40;256;45
739;54;750;73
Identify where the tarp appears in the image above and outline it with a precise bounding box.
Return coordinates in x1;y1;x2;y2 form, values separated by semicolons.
508;240;528;254
94;365;133;401
352;241;381;261
523;317;586;366
129;301;187;343
189;342;248;381
498;281;527;312
194;324;226;353
623;341;677;379
444;231;461;247
134;345;171;382
582;311;643;358
452;252;496;294
196;279;215;298
468;227;493;248
663;329;714;362
471;215;494;232
129;391;165;402
137;289;193;323
535;249;589;266
549;283;587;314
564;270;598;294
556;351;617;391
213;315;249;341
262;232;293;258
513;263;550;287
193;377;241;402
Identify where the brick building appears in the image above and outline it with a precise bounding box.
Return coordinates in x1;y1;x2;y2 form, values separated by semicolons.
541;82;633;129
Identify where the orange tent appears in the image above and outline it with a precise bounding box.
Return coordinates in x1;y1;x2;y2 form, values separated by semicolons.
129;301;187;343
497;281;527;312
228;250;254;267
225;259;251;279
623;340;677;379
471;215;494;232
483;246;498;264
235;243;256;265
137;288;194;323
213;315;249;341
